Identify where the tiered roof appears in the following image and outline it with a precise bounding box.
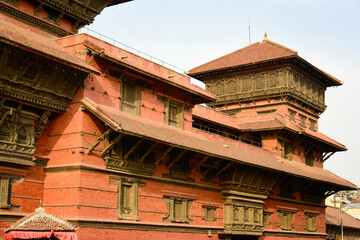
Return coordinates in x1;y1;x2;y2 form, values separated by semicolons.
189;39;341;86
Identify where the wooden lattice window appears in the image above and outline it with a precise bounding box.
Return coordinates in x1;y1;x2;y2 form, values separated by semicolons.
121;80;141;115
228;81;237;94
164;100;184;129
255;76;264;90
305;213;318;232
203;206;217;222
117;178;139;220
299;114;307;128
288;109;296;121
242;77;251;92
269;74;278;88
0;177;11;209
278;211;294;231
163;195;193;223
309;119;316;131
216;83;224;95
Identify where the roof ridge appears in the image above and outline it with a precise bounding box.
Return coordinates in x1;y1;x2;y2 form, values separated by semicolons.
264;40;298;55
189;42;261;73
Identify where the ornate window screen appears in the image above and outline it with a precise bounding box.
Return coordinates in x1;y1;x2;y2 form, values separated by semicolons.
116;178;139;220
0;177;10;209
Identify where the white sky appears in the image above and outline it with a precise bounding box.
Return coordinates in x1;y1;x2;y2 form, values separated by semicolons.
86;0;360;187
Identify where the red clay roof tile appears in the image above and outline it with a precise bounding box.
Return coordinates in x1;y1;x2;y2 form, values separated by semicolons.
326;206;360;229
188;40;341;85
80;97;356;189
5;207;77;232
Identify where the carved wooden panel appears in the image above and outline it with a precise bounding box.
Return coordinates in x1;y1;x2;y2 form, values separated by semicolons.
0;177;10;208
0;42;88;112
0;103;49;166
163;196;193;223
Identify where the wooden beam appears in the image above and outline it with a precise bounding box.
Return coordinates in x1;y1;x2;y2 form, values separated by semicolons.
123;138;144;161
0;110;10;127
214;162;234;177
100;133;124;157
139;142;157;164
168;150;188;168
155;146;174;164
190;155;210;173
323;152;335;162
304;145;314;157
203;159;222;177
88;128;113;154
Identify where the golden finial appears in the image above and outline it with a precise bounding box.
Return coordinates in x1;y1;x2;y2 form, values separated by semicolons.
263;32;268;42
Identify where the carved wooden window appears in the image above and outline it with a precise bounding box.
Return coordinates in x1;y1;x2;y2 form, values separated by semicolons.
288;109;296;121
228;81;237;94
242;77;251;92
121;80;141;115
0;177;11;209
255;76;264;90
278;211;294;230
117;178;139;220
282;141;292;160
309;119;316;131
305;213;318;232
269;74;278;88
203;206;217;222
164;100;184;129
263;211;273;226
216;83;224;95
163;196;193;223
299;114;307;128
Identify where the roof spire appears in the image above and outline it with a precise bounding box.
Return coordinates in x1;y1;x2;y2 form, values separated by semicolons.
263;32;268;42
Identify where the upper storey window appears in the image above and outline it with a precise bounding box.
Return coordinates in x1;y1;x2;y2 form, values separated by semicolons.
121;79;141;115
164;100;184;129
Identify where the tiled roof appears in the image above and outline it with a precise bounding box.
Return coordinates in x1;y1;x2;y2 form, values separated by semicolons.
80;97;356;189
189;40;296;74
188;40;341;86
5;207;77;232
236;114;346;151
192;106;346;151
326;206;360;229
0;18;99;74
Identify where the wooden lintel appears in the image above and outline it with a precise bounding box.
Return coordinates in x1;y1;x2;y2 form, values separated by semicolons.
214;162;234;177
155;146;174;164
139;142;157;164
123;138;144;161
100;133;124;157
323;152;335;162
203;159;222;176
168;150;188;169
190;155;210;173
87;128;113;154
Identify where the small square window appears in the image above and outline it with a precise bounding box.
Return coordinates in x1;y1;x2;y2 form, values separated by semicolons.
203;206;217;222
309;119;317;131
282;141;292;160
299;114;307;128
164;100;184;129
163;196;193;223
288;109;296;121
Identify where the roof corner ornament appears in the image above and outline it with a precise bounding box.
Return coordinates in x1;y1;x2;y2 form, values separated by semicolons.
263;32;268;42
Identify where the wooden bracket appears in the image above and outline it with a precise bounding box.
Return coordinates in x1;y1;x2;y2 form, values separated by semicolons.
139;142;157;164
155;146;174;164
87;128;113;154
168;150;188;168
100;133;124;157
214;162;234;177
123;138;144;161
190;155;210;173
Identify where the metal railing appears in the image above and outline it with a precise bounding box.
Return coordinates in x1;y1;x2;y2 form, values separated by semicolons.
78;27;188;75
192;122;263;148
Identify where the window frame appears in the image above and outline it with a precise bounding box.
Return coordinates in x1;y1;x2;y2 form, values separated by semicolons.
120;77;141;116
164;100;184;129
117;178;139;220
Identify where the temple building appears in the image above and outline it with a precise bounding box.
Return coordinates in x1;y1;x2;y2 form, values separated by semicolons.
0;0;357;240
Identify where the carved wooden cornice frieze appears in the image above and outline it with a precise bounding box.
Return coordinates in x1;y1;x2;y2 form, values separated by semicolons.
0;104;50;166
0;42;88;112
209;87;326;112
0;1;70;36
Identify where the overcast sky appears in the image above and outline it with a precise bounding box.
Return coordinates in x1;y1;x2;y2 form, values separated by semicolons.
86;0;360;187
